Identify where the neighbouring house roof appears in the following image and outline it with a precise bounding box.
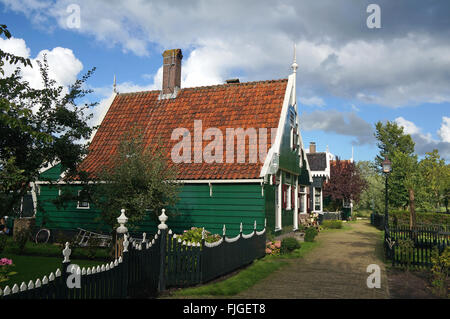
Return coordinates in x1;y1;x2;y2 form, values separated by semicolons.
80;79;288;180
306;152;327;171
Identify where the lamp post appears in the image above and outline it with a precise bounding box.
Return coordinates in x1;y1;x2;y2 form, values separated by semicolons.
382;157;392;236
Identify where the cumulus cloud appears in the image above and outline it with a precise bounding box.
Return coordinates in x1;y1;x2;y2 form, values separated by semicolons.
395;117;450;159
0;36;83;90
2;0;450;107
438;117;450;143
300;110;375;146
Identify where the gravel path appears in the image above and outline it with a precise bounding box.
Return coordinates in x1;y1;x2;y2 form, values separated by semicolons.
234;221;390;299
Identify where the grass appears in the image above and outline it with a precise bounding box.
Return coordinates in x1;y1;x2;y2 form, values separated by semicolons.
0;253;105;289
2;236;110;260
166;240;320;298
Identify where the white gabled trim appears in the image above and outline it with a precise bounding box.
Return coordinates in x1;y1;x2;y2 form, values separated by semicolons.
88;92;117;144
259;74;294;177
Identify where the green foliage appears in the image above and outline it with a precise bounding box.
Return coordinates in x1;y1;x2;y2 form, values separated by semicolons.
390;210;450;226
0;234;7;253
89;127;181;230
355;161;385;214
280;237;300;254
321;220;343;229
13;228;30;254
397;238;415;271
178;227;221;244
304;227;318;242
430;247;449;298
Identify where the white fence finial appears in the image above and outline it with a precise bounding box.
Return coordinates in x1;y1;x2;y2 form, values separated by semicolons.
117;209;128;234
62;242;71;263
123;233;129;252
254;220;257;230
223;224;226;236
158;209;168;230
240;222;243;233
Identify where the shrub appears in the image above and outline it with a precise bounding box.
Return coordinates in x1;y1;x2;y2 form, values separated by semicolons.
178;227;221;244
389;210;450;226
14;228;31;254
280;237;300;254
321;220;343;229
304;227;318;242
0;234;7;253
86;237;101;260
430;247;449;298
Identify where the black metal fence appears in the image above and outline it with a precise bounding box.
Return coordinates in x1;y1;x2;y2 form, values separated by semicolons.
370;212;449;268
0;212;266;299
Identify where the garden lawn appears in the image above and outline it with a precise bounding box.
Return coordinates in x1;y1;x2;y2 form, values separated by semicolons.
0;254;105;290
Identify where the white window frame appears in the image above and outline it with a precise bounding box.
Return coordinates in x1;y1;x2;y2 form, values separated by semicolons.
314;187;322;212
77;190;90;209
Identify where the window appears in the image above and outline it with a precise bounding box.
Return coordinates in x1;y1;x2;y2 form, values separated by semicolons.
77;190;90;209
314;187;321;211
286;185;292;210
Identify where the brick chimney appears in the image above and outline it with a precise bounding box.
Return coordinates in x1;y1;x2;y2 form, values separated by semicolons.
309;142;316;153
161;49;183;98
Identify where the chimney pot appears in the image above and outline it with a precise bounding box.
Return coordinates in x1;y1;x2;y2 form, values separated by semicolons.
309;142;316;154
161;49;183;97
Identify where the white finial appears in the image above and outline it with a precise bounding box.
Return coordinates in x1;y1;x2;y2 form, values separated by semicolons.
12;284;19;294
63;242;71;263
35;279;41;288
223;224;226;236
254;220;257;230
123;233;129;252
202;228;206;240
20;282;27;292
158;209;168;230
291;43;298;73
28;280;34;290
113;74;117;93
142;233;147;243
3;286;11;296
240;222;243;233
117;209;128;234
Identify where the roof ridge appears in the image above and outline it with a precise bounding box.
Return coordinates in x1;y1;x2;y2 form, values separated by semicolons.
116;78;288;96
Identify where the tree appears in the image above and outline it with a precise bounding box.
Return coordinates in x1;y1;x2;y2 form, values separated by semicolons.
355;160;385;214
0;24;96;217
88;127;181;233
419;149;447;211
323;157;367;211
374;121;416;210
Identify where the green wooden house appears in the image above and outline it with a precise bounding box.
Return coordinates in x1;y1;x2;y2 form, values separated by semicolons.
34;49;312;237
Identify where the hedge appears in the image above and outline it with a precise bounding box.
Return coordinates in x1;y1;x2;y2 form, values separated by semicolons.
389;210;450;226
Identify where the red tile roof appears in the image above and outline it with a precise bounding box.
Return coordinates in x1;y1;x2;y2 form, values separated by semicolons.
81;79;288;180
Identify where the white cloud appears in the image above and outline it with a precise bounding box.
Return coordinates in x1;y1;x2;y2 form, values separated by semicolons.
395;117;450;159
0;36;82;90
299;96;325;108
438;116;450;143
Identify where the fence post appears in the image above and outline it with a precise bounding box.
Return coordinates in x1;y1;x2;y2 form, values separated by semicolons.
116;209;129;298
158;209;168;292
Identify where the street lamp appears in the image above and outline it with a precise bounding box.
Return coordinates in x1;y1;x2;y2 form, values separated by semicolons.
382;157;392;235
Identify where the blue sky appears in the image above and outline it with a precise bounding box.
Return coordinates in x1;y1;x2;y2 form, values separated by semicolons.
1;0;449;163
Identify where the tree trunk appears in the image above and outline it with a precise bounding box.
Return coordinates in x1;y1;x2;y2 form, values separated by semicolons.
409;188;416;230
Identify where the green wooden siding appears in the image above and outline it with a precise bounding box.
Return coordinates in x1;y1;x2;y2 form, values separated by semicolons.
278;105;301;174
35;183;266;237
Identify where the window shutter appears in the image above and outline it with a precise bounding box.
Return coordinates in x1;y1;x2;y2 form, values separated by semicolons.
291;186;295;209
282;184;287;209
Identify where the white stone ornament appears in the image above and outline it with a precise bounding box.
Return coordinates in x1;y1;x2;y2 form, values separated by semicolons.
63;242;71;263
123;234;129;252
158;209;168;230
116;209;128;234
